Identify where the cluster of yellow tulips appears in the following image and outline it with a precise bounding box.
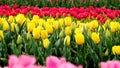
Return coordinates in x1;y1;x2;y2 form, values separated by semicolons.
0;13;120;55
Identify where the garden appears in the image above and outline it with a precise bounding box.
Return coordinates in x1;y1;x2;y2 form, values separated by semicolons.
0;0;120;68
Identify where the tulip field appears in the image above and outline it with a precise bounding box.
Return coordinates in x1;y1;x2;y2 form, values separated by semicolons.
0;0;120;68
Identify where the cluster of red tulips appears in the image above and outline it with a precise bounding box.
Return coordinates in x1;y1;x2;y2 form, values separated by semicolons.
1;4;120;24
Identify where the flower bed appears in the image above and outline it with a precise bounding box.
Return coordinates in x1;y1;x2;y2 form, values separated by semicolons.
0;5;120;68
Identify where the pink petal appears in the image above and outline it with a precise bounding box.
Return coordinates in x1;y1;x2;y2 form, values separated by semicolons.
59;62;77;68
46;56;60;68
12;64;24;68
107;61;114;68
100;62;107;68
78;65;83;68
18;55;36;67
113;61;120;68
8;55;18;67
59;58;66;64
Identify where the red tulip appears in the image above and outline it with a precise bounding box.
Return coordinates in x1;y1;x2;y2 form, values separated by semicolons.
99;18;106;24
12;4;18;9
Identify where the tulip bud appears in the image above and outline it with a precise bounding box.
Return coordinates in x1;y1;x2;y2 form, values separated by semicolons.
15;24;19;33
105;49;108;56
43;38;50;49
71;22;76;30
105;29;110;37
65;26;71;36
0;30;4;41
27;32;31;40
17;35;22;44
11;23;16;32
59;28;65;38
64;35;71;46
87;29;92;38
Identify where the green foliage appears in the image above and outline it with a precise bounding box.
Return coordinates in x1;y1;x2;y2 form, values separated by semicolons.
0;0;120;9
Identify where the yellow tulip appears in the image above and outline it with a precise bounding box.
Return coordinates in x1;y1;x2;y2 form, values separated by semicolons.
17;34;22;44
110;22;120;32
15;14;25;25
43;38;50;49
37;26;43;34
53;21;58;30
41;30;48;39
86;22;93;31
58;18;64;28
65;26;71;35
47;18;54;25
74;33;85;45
110;22;116;32
32;28;40;39
91;32;100;44
112;45;120;55
27;22;35;32
64;35;71;46
33;15;39;21
75;28;81;34
38;18;45;26
0;30;4;41
3;21;9;31
45;24;53;34
31;19;38;26
8;16;14;23
11;23;16;32
64;17;72;26
90;20;98;29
